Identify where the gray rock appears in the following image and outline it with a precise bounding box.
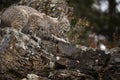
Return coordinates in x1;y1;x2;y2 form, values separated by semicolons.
49;69;95;80
0;28;48;75
27;74;39;80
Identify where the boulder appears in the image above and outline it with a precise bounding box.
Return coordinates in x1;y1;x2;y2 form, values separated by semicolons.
48;69;95;80
102;48;120;80
0;28;48;77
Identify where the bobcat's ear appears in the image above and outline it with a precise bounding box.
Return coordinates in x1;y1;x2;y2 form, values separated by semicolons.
57;12;65;21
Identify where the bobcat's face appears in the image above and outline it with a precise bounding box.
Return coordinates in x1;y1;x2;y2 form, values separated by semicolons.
57;16;70;36
59;16;70;32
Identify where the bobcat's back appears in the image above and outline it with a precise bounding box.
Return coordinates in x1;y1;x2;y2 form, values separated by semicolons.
1;6;38;29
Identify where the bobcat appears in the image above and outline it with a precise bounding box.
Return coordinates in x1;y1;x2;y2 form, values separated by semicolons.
1;5;70;37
